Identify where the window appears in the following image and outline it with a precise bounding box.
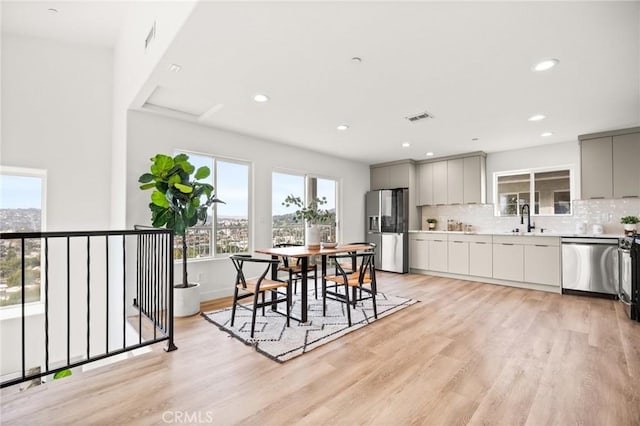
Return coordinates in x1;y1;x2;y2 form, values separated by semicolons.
174;152;250;259
272;172;338;246
494;167;572;216
0;167;46;307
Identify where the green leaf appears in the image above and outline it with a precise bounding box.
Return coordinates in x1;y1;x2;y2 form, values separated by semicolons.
152;209;171;228
151;154;173;176
139;183;156;190
185;203;196;219
53;369;72;380
174;214;186;235
138;173;155;183
176;160;195;175
151;190;170;208
195;166;210;180
173;153;189;163
174;183;193;193
167;174;181;185
155;182;168;193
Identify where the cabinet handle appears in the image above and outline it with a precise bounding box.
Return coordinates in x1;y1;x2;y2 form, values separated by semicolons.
622;195;639;199
534;244;549;247
452;241;464;243
434;239;444;242
466;202;477;205
502;243;515;246
475;242;486;245
450;203;461;205
589;196;605;199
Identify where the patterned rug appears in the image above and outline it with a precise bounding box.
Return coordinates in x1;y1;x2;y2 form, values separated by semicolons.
202;290;418;362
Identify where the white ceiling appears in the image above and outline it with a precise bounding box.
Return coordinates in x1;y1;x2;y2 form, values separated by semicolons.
3;1;640;164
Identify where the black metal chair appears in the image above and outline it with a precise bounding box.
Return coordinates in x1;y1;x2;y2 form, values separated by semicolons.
230;255;291;338
274;243;319;299
334;242;377;277
323;251;377;327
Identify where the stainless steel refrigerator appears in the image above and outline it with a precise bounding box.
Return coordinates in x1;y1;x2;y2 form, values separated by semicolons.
365;189;409;273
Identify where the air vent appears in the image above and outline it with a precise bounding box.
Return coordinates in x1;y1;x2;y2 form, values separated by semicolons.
405;111;434;122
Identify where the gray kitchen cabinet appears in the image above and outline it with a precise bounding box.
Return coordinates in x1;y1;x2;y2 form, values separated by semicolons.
469;240;492;278
428;238;448;272
447;239;469;275
524;244;560;286
463;156;484;204
581;136;613;199
432;161;448;205
417;162;433;206
613;132;640;199
409;234;429;270
370;162;411;190
493;242;524;282
446;158;464;204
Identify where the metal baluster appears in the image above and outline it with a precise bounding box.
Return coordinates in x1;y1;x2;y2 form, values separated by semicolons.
67;236;71;367
105;235;109;354
122;235;126;350
137;234;142;345
166;231;177;351
21;238;25;380
45;237;49;372
86;236;90;360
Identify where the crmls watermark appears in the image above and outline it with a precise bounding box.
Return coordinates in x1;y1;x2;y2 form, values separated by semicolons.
162;411;215;424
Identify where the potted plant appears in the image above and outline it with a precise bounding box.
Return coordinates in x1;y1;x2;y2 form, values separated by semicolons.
426;218;437;230
621;215;639;234
282;195;335;248
139;153;224;316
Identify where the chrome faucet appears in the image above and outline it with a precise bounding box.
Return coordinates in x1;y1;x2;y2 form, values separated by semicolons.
520;203;535;233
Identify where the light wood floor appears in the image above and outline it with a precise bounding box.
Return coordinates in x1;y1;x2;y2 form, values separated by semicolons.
2;272;640;425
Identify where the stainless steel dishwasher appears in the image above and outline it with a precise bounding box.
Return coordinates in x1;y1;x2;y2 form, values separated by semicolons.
561;237;619;296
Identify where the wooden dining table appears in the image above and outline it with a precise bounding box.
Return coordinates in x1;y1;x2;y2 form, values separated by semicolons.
255;243;371;322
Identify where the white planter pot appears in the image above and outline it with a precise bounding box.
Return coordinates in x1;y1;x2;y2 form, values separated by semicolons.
624;224;637;233
305;225;321;249
173;282;201;317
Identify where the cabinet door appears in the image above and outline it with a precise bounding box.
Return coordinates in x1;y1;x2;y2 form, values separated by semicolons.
410;236;429;270
370;167;388;190
447;158;464;204
524;245;560;286
463;156;482;204
417;163;433;206
428;239;448;272
448;240;469;275
469;241;492;278
492;243;524;282
613;133;640;199
387;164;410;189
432;161;448;205
581;137;613;199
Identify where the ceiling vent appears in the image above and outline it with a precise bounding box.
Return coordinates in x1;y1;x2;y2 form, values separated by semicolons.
405;111;435;122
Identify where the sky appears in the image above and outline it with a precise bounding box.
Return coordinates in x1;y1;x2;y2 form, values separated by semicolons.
272;172;336;216
0;175;43;209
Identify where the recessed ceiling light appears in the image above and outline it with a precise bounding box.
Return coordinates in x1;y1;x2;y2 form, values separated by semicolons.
471;138;479;141
253;94;269;103
426;152;434;157
402;142;411;148
168;63;182;72
528;114;546;122
47;8;58;13
541;132;554;137
336;124;349;131
533;59;559;72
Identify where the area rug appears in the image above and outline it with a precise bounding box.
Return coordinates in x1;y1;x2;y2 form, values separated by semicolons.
202;291;418;362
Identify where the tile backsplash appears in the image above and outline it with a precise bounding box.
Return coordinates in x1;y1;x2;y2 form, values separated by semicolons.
420;199;640;235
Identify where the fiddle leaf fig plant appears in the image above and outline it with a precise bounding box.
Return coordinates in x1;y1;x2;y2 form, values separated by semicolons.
139;153;224;288
620;216;639;225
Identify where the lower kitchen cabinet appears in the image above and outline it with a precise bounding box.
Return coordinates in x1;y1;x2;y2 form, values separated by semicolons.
409;235;429;270
493;243;524;282
429;239;448;272
524;244;560;286
469;241;492;278
448;240;469;275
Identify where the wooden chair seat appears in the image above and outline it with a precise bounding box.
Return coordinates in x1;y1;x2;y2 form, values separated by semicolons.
237;277;288;293
324;273;372;287
277;264;315;274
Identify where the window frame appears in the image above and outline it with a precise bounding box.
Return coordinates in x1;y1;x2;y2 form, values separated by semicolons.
0;166;47;312
271;169;340;246
173;150;252;261
493;165;574;217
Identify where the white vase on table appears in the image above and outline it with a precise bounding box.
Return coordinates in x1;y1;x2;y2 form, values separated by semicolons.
305;224;321;249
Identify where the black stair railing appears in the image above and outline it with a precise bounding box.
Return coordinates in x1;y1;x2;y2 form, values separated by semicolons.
0;228;176;389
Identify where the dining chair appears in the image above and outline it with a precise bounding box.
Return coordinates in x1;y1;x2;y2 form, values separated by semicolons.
334;242;377;277
274;243;319;299
229;255;291;338
323;251;378;327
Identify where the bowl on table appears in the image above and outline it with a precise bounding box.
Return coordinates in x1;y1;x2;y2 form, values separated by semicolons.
321;242;338;249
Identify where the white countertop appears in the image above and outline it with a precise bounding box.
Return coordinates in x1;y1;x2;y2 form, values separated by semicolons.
409;230;625;238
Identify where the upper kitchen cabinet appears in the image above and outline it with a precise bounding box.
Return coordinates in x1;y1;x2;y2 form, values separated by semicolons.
416;152;486;206
370;161;412;190
579;127;640;200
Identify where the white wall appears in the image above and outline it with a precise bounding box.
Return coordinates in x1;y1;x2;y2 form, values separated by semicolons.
486;141;581;204
1;34;113;231
126;110;370;301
